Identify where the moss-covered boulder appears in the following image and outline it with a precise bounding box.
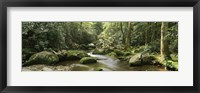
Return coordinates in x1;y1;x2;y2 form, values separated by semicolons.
129;53;156;66
141;55;156;65
80;57;97;64
23;51;59;66
106;52;117;59
56;50;89;61
129;53;142;66
66;50;89;60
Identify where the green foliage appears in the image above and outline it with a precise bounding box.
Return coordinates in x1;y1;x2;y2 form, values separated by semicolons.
165;60;178;71
22;22;104;62
80;57;97;64
22;22;178;71
23;51;59;66
113;50;131;56
134;45;150;53
22;48;36;63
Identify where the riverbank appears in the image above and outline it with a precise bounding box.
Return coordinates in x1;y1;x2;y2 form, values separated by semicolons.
22;53;166;71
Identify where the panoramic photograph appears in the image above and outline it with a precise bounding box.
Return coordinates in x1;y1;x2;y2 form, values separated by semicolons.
22;22;178;71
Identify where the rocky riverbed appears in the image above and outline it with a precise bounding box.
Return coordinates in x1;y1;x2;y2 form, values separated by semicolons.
22;64;71;71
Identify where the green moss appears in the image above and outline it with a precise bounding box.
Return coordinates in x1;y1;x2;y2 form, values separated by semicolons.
56;50;90;61
129;54;157;66
23;51;59;66
67;50;89;59
142;55;156;64
165;60;178;71
114;50;124;56
123;51;132;56
106;52;117;59
80;57;97;64
171;54;178;61
129;61;142;66
22;48;36;63
113;50;131;56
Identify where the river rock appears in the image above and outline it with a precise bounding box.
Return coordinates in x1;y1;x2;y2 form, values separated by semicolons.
129;53;142;66
42;67;53;71
57;50;89;61
80;57;97;64
70;64;91;71
129;53;156;66
23;51;59;66
106;52;117;59
66;50;89;60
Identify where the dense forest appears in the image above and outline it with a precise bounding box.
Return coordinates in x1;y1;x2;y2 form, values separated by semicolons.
22;22;178;71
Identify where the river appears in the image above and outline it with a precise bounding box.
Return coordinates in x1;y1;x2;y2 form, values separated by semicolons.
55;52;166;71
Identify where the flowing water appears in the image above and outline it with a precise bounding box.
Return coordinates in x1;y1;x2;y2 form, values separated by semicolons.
56;52;166;71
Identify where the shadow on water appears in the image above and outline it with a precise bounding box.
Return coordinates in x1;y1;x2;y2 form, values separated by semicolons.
55;53;166;71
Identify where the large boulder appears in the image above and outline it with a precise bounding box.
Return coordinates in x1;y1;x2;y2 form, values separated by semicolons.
66;50;89;60
23;51;59;66
80;57;97;64
106;52;117;59
57;50;89;61
129;53;156;66
129;53;142;66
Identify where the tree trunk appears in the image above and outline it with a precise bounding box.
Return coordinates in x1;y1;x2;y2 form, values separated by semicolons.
145;23;148;45
164;39;171;59
120;22;125;44
160;22;165;63
125;22;133;50
160;22;171;63
151;22;156;42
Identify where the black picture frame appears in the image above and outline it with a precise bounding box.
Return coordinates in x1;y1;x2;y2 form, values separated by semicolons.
0;0;199;93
